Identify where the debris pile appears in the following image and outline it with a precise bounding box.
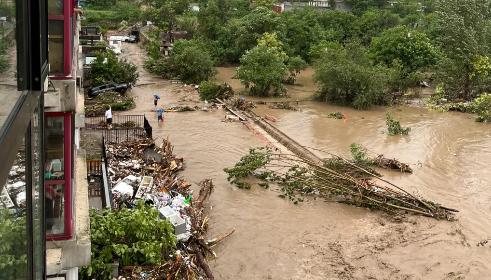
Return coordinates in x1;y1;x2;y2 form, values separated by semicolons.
224;147;458;220
373;155;413;173
268;102;297;111
229;97;256;110
105;137;234;279
326;112;344;119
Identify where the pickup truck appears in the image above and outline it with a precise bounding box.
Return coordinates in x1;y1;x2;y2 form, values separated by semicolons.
87;83;129;98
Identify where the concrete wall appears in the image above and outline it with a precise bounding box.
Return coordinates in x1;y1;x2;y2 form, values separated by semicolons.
44;80;77;112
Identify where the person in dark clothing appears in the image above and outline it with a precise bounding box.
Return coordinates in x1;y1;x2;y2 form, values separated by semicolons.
154;96;159;111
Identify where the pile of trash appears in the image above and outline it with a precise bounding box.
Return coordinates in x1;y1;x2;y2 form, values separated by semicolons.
105;137;233;279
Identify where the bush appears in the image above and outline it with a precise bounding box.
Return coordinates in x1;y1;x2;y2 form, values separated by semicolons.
313;41;387;110
173;46;217;84
88;51;139;86
198;81;234;101
350;143;374;166
79;201;176;280
0;210;28;280
143;58;176;78
474;93;491;122
111;97;135;111
385;113;411;135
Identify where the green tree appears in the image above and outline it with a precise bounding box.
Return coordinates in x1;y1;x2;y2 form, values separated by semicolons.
176;15;198;37
235;43;287;96
369;26;439;74
435;0;491;100
229;7;286;62
358;9;400;45
317;10;360;43
286;56;308;84
173;46;217;84
197;0;222;40
280;8;334;61
88;51;139;86
0;211;27;280
113;1;142;23
142;3;176;30
79;201;176;280
313;41;387;110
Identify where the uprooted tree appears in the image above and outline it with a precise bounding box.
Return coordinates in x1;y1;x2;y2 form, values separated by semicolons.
224;147;457;220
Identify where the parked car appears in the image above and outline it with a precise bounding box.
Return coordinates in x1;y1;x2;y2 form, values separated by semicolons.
87;83;129;98
130;30;140;42
127;35;137;43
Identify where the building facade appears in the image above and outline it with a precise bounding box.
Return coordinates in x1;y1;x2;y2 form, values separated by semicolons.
0;0;90;278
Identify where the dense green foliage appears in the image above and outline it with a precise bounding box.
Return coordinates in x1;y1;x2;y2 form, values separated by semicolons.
313;41;387;109
0;210;27;280
474;93;491;122
88;51;139;86
350;143;374;166
235;44;287;96
173;46;217;84
435;0;491;100
198;81;234;100
385;113;411;135
80;201;176;280
369;26;438;73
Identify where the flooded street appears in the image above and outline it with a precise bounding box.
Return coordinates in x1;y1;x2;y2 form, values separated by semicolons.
122;43;491;279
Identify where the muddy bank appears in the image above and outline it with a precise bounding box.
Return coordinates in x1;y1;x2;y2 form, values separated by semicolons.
123;42;491;280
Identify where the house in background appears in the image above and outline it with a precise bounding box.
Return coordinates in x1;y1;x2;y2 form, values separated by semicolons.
273;0;351;12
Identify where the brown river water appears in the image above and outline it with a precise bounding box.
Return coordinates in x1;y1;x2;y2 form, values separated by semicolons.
124;50;491;279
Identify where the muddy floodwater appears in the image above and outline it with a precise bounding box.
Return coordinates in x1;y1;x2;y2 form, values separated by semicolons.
127;59;491;279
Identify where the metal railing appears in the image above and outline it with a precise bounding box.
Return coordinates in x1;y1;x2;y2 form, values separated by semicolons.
85;115;145;129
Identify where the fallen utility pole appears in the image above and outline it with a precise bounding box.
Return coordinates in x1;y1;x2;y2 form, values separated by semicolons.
242;110;322;165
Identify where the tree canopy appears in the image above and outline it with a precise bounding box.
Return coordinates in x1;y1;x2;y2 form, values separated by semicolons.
369;26;439;73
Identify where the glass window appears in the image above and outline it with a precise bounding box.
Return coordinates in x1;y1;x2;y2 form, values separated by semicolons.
48;0;64;15
48;20;64;74
0;134;28;280
45;115;66;236
0;0;24;133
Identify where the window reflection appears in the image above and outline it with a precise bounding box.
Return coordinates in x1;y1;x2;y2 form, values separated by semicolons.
0;0;22;132
48;20;64;74
0;135;28;280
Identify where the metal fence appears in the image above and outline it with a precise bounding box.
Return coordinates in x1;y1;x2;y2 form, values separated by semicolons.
101;127;148;143
85;115;145;130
